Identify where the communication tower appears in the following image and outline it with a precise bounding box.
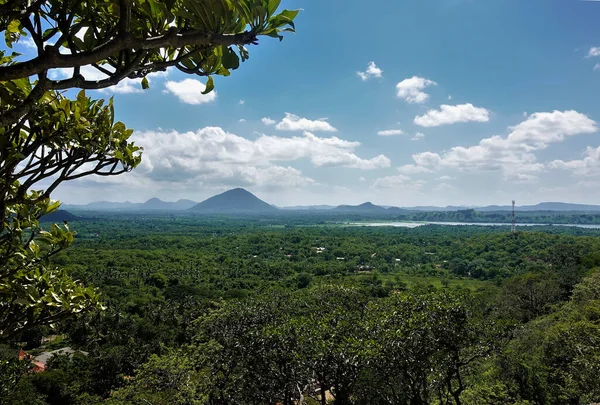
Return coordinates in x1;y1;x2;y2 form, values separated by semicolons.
511;200;516;233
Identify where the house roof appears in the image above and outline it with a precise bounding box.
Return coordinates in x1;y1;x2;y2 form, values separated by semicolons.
33;347;88;366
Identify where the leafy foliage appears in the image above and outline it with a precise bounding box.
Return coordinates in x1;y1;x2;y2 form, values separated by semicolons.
0;0;298;340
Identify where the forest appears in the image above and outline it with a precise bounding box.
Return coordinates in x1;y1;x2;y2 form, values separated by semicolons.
2;215;600;404
2;0;600;403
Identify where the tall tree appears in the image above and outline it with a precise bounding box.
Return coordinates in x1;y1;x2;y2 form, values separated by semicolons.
0;0;298;339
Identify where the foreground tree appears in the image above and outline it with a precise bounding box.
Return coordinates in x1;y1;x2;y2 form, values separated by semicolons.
0;0;298;339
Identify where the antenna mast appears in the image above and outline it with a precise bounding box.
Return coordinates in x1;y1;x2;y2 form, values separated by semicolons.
511;200;516;233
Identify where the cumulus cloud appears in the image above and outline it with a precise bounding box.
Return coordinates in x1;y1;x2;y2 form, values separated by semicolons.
587;47;600;57
239;100;245;105
437;175;454;181
118;127;390;191
372;174;426;189
433;183;455;192
274;113;337;132
396;76;437;104
262;117;276;126
377;129;404;136
411;133;425;141
164;79;217;104
357;61;383;81
549;146;600;175
503;173;539;183
18;36;38;49
239;119;246;123
595;64;600;72
397;164;433;174
414;104;490;127
410;110;597;176
48;65;168;94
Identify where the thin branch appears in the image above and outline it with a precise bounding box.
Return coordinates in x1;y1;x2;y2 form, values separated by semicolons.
0;75;50;128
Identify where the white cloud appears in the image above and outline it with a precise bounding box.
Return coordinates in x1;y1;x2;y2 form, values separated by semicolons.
549;146;600;176
109;80;145;94
587;47;600;57
274;113;337;132
448;95;452;100
48;66;168;94
397;164;432;174
239;119;246;123
372;174;426;189
253;131;390;169
123;127;389;192
411;132;425;141
595;63;600;72
377;129;404;136
262;117;276;126
437;175;454;181
396;76;437;104
503;173;539;183
239;100;245;105
414;103;490;127
359;176;366;182
410;110;597;175
164;79;217;104
357;61;383;81
432;183;455;192
18;36;38;49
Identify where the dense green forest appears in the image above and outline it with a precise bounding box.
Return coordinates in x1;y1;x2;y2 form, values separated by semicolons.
2;215;600;404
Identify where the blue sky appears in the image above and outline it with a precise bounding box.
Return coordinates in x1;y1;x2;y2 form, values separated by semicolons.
20;0;600;206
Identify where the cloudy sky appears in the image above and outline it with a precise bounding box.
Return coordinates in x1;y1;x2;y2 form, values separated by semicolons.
25;0;600;206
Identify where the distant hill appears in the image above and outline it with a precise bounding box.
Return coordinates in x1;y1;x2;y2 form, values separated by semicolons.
400;202;600;212
280;205;335;210
63;201;138;211
142;198;197;210
386;206;411;214
189;188;277;214
477;202;600;212
64;198;198;211
334;202;389;213
40;210;79;223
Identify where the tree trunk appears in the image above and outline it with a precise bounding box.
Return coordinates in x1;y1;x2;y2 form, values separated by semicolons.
320;383;327;405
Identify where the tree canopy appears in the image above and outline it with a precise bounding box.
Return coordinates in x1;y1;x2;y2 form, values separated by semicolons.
0;0;299;339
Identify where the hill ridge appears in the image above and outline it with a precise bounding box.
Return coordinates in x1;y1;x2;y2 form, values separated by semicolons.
189;188;277;214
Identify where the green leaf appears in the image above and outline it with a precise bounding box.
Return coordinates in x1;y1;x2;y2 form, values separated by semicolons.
202;76;214;94
222;46;240;70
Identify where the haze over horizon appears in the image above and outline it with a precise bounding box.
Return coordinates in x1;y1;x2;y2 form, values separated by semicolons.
35;0;600;207
61;188;600;210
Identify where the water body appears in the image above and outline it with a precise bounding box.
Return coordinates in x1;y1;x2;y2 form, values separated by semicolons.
350;221;600;229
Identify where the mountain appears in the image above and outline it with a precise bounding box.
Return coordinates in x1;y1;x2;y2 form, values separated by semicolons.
400;202;600;212
280;205;336;210
189;188;278;214
386;206;411;214
333;202;389;213
142;198;197;210
477;202;600;212
40;210;79;223
63;201;138;211
402;205;472;212
172;199;198;210
64;198;198;211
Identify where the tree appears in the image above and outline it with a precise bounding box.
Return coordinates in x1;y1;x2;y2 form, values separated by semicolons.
0;0;299;339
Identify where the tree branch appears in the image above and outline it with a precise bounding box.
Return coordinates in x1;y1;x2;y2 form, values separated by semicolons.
0;29;258;81
0;75;50;128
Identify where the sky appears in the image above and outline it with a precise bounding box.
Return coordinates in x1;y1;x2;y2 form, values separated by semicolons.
15;0;600;207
